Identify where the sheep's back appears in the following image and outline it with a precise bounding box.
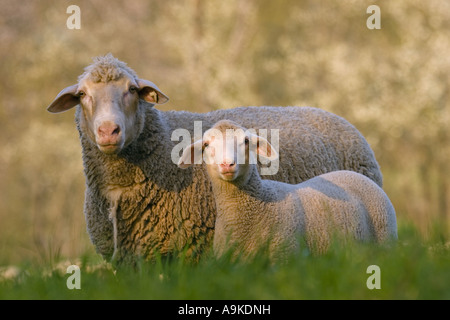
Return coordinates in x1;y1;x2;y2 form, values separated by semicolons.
162;106;382;186
297;170;396;253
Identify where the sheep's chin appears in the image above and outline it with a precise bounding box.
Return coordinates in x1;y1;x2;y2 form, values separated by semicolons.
98;144;122;155
219;172;237;181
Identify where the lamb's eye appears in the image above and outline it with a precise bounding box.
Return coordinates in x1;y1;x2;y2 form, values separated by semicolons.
203;142;209;149
244;137;249;145
77;91;85;98
129;86;137;93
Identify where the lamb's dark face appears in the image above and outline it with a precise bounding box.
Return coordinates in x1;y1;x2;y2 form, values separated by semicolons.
47;71;169;155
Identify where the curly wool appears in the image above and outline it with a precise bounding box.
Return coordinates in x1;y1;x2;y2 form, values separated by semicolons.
78;53;138;83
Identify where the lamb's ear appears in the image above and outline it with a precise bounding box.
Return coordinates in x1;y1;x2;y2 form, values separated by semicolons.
251;134;279;161
178;140;203;169
137;79;169;105
47;84;80;113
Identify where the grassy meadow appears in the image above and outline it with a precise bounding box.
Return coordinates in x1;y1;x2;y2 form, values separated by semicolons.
0;1;449;300
1;223;448;300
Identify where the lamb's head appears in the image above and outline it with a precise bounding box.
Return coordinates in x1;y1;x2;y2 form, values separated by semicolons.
178;120;278;184
47;53;169;154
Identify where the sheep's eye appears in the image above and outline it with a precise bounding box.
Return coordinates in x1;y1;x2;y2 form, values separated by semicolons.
203;142;209;149
77;91;85;98
244;137;249;145
129;86;137;93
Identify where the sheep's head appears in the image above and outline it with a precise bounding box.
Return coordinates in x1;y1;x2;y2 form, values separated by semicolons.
47;54;169;154
178;120;278;183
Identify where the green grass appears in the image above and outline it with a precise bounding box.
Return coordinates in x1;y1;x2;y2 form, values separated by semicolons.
0;224;449;300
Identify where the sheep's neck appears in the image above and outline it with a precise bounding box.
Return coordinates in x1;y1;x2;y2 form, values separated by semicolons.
212;166;269;234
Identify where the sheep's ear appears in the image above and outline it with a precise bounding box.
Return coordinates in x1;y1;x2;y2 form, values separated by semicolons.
251;135;279;161
47;84;80;113
178;140;203;169
137;79;169;105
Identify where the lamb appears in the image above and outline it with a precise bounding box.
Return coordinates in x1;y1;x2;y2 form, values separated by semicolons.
178;120;398;261
47;53;383;264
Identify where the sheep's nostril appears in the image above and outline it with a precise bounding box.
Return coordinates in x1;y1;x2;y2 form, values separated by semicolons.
220;162;235;169
97;122;122;149
221;158;235;166
112;126;121;136
98;123;120;137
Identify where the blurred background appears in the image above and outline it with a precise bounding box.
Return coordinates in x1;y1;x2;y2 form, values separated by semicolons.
0;0;448;265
